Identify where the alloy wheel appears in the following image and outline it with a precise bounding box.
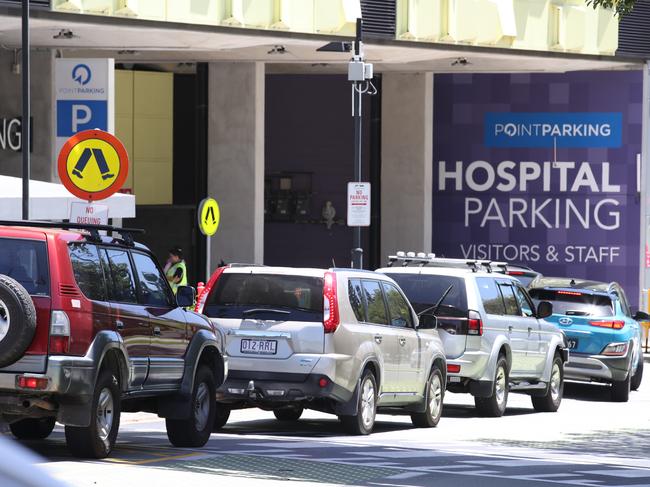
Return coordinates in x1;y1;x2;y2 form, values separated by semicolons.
495;366;507;408
194;382;210;432
429;374;443;420
360;378;376;429
0;299;10;342
96;388;114;441
550;362;561;403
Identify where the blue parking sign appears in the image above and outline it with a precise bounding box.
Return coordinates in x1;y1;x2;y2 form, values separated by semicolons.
56;100;107;137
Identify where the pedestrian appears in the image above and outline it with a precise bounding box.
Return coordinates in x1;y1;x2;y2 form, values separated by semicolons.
164;246;187;294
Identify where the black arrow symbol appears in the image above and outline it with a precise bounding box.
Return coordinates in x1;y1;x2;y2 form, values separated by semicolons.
206;206;216;225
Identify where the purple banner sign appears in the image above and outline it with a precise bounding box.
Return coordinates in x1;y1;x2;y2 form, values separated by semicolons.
433;71;643;305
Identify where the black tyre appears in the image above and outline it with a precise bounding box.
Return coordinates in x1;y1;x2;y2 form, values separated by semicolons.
340;370;377;435
10;417;56;440
65;369;121;459
475;356;509;417
273;406;303;422
0;275;37;368
631;355;643;392
166;366;216;447
532;354;564;412
212;404;231;431
411;366;444;428
611;373;631;402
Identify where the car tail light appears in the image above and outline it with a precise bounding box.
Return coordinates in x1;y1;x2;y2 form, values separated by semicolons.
195;266;228;313
16;376;49;390
323;272;339;333
508;271;525;276
468;310;483;336
557;291;583;296
49;310;70;354
601;342;628;356
590;320;625;330
447;364;461;373
318;377;330;388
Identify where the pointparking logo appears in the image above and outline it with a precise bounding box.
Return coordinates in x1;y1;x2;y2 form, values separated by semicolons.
72;64;92;86
485;112;622;148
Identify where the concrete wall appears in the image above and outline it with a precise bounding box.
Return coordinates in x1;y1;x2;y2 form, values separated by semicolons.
207;62;265;265
0;49;54;182
381;72;433;260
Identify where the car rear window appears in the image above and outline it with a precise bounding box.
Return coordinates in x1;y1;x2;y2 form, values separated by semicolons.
528;289;613;317
205;273;324;322
0;238;49;296
385;273;467;317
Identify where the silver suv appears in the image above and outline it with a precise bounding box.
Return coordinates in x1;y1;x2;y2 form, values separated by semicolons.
196;266;447;434
378;253;568;417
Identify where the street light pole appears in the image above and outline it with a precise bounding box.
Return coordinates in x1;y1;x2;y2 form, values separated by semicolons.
21;0;30;221
352;18;363;269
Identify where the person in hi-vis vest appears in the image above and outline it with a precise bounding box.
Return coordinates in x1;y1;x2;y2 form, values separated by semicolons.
164;246;187;294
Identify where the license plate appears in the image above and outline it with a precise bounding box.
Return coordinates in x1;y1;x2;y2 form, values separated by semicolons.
567;338;579;350
240;339;277;355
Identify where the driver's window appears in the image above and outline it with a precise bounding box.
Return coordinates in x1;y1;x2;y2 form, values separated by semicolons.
382;282;414;328
513;285;535;318
131;252;174;307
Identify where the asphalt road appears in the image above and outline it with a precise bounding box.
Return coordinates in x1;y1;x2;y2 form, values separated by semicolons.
11;367;650;487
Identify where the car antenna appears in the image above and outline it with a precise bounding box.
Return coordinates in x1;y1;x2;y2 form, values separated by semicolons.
570;279;576;287
332;257;336;267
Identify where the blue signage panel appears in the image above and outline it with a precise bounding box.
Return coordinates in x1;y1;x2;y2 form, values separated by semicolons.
484;112;622;148
56;100;107;137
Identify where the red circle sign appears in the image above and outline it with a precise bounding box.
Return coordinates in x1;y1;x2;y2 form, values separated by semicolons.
57;129;129;202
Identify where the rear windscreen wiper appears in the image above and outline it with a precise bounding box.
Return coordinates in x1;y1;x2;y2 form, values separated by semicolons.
242;308;291;317
417;285;454;317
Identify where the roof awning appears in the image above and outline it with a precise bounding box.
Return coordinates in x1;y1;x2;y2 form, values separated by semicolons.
0;176;136;220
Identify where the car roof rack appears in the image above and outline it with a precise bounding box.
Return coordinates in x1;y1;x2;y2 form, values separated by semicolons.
387;251;508;274
0;220;145;246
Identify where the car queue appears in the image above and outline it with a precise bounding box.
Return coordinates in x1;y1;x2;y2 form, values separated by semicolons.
0;221;645;459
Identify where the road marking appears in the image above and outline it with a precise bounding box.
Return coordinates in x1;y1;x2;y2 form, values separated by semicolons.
580;469;650;478
104;452;207;465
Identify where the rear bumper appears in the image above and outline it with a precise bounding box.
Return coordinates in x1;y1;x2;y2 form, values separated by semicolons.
564;352;632;383
216;370;352;407
446;350;491;382
0;355;95;420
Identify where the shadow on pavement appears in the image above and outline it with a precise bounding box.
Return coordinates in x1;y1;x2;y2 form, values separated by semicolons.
562;381;615;402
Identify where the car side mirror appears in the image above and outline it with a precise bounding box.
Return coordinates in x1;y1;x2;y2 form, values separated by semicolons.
418;314;438;330
633;310;650;321
537;301;553;319
176;286;196;308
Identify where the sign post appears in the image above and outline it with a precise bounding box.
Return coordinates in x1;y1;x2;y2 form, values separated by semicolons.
197;198;220;281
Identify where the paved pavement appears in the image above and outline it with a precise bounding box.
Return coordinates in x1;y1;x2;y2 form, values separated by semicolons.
8;370;647;487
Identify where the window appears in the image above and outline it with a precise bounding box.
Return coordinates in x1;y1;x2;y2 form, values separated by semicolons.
105;249;138;304
132;252;173;307
0;238;49;296
386;273;467;317
205;273;323;322
477;277;505;315
499;284;520;316
513;286;535;317
348;279;366;322
382;282;413;328
362;280;389;325
68;244;106;301
528;289;613;317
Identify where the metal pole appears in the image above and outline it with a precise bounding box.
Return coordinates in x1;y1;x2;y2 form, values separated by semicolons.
206;235;211;282
352;18;363;269
21;0;30;220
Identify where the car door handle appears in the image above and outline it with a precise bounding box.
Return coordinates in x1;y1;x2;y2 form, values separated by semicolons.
508;325;513;333
116;320;124;331
153;326;161;336
528;327;533;334
374;335;383;344
399;337;406;346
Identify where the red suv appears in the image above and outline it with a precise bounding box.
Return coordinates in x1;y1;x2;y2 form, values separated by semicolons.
0;221;227;458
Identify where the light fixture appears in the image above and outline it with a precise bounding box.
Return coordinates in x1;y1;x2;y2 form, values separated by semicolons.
317;41;353;53
267;45;287;55
53;29;75;40
451;57;470;66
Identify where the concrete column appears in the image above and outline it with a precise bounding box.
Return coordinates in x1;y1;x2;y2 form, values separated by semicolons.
380;72;433;260
207;62;265;266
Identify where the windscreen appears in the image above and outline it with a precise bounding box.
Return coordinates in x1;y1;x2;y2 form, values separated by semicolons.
204;273;324;322
385;274;468;317
528;289;613;317
0;238;49;296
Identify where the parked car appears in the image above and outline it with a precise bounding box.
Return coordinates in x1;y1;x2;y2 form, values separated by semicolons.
528;277;645;402
0;221;227;458
377;252;568;417
498;264;542;288
195;265;447;435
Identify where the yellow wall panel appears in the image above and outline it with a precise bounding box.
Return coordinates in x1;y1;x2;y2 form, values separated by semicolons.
134;162;173;205
115;70;134;192
167;0;226;25
133;118;173;161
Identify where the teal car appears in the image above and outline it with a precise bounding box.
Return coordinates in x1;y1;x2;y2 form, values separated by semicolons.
529;278;645;402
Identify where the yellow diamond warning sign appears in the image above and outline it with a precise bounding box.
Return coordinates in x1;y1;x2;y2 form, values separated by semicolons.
198;198;220;236
57;130;129;201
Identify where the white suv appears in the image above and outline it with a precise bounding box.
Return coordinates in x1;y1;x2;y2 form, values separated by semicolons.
196;266;447;434
378;254;568;417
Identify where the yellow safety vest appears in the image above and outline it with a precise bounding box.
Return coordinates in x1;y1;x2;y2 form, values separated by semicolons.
166;261;187;294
